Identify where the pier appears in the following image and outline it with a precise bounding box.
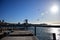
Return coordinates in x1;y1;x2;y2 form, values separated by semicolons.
0;30;38;40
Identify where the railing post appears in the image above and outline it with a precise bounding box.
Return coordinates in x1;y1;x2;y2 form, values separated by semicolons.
53;33;56;40
24;25;28;30
34;26;36;36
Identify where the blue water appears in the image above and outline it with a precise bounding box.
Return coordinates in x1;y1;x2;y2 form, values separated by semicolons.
28;27;60;40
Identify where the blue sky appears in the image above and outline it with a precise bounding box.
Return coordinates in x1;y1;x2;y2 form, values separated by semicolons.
0;0;60;24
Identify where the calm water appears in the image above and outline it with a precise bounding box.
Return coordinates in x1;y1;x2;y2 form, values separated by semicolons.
28;27;60;40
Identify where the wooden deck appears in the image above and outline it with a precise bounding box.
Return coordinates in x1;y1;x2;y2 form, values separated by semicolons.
0;30;38;40
1;36;38;40
9;30;33;36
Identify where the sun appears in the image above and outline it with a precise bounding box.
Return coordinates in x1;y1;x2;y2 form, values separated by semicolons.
50;4;59;14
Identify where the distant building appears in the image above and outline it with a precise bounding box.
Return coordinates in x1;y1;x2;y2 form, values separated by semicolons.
18;22;20;24
2;20;4;23
40;23;48;26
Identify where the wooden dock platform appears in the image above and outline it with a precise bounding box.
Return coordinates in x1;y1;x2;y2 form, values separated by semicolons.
1;36;38;40
9;30;33;36
0;30;38;40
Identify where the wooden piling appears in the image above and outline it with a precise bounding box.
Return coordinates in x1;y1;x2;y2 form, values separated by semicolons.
53;33;56;40
34;26;36;36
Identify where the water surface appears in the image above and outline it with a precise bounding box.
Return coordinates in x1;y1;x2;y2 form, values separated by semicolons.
28;27;60;40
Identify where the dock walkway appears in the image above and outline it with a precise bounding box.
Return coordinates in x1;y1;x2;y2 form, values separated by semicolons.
9;30;33;36
0;30;38;40
1;36;38;40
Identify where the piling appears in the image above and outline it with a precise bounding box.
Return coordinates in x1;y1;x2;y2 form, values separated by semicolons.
34;26;36;36
53;33;56;40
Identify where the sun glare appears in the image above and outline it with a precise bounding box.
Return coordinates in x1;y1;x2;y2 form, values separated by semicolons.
50;5;59;14
50;28;59;39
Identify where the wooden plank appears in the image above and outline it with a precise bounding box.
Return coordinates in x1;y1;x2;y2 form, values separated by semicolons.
9;30;33;36
1;36;38;40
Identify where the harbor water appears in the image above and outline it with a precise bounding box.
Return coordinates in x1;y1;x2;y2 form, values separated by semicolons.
28;27;60;40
